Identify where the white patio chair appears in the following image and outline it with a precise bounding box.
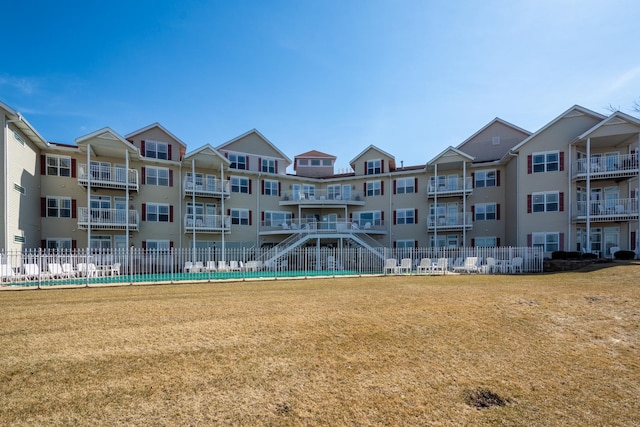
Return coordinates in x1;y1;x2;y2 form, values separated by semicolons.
364;222;372;230
384;258;399;274
109;263;121;276
351;222;360;230
194;262;204;272
218;261;229;271
62;263;77;278
506;257;523;274
399;258;412;274
430;258;448;274
48;263;66;279
184;261;194;273
229;261;241;271
205;261;217;272
23;264;51;280
0;264;18;283
416;258;432;274
480;257;496;274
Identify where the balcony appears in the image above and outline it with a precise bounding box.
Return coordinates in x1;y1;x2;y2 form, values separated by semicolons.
183;178;230;199
280;190;366;206
572;154;639;181
427;213;473;230
427;177;473;198
78;164;139;191
78;208;139;230
259;219;386;235
184;214;230;233
573;198;639;222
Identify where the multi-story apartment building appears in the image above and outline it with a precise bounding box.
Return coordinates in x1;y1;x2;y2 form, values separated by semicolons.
2;100;639;258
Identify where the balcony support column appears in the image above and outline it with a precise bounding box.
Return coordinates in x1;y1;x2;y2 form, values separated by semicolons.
192;158;196;252
586;138;591;253
462;161;467;247
220;162;225;263
125;149;130;249
87;144;91;250
434;163;438;248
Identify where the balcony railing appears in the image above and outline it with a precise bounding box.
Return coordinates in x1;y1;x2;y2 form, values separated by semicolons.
427;177;473;196
78;164;139;190
280;189;366;204
78;208;139;230
427;213;473;230
184;214;230;233
574;198;639;221
573;154;639;180
183;178;230;198
259;219;386;234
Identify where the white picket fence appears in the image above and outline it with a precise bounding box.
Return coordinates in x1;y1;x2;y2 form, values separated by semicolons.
0;246;543;288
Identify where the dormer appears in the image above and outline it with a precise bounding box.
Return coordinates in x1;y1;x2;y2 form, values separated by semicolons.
349;145;396;176
125;123;187;163
294;150;336;178
216;129;291;175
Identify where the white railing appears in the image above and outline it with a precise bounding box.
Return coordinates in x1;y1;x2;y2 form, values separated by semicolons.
184;214;231;232
0;245;546;288
78;163;139;190
78;208;139;229
259;219;386;233
575;198;639;218
427;213;473;228
573;154;639;177
281;189;365;203
427;177;473;194
183;178;230;196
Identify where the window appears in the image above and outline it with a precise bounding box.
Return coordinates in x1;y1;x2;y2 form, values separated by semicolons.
47;197;72;218
261;158;275;173
357;211;382;226
90;235;111;250
396;178;415;194
146;240;170;250
532;192;558;212
474;203;496;221
231;176;250;193
429;234;458;248
231;209;250;225
146;167;170;186
328;185;341;199
475;170;496;188
396;240;415;249
264;211;292;227
46;238;72;250
229;154;247;170
367;159;382;175
323;159;332;166
46;155;71;177
366;181;382;196
146;203;170;222
474;237;497;247
13;183;25;195
145;141;168;160
298;159;308;166
532;151;559;173
185;172;203;189
263;180;279;196
532;232;559;252
396;209;416;225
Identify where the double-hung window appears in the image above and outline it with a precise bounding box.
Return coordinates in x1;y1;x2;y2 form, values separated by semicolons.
475;170;496;187
47;197;72;218
46;155;72;177
231;176;250;193
366;181;382;196
229;154;247;170
532;192;558;212
532;232;559;252
474;203;496;220
146;203;170;222
532;151;559;173
261;158;275;173
366;159;382;175
146;167;170;186
396;209;415;225
264;211;292;227
146;141;169;160
396;178;415;194
231;209;250;225
263;179;278;196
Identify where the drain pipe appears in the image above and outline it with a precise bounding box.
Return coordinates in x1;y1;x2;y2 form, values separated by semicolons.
507;150;518;246
4;115;24;250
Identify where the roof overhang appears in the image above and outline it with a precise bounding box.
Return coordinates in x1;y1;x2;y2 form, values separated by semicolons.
76;127;140;158
183;144;230;170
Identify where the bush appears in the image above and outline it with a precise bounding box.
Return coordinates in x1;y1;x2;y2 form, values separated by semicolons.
566;251;582;260
614;250;635;260
581;252;598;260
551;251;567;260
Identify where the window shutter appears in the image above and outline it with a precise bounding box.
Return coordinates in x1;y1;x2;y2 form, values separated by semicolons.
246;157;250;170
381;159;385;173
471;238;475;247
393;210;397;225
141;203;146;221
496;170;500;186
559;232;565;251
527;194;532;213
381;181;384;195
363;161;367;175
414;209;418;224
559;192;564;212
142;240;147;250
414;241;418;249
349;213;353;220
393;241;397;249
261;211;265;222
41;240;46;249
71;158;77;178
249;210;252;225
40;155;46;175
41;197;46;217
471;205;475;218
632;189;636;199
414;178;418;193
527;234;532;246
170;241;174;248
496;204;500;220
72;240;77;250
393;180;397;194
559;151;565;171
227;208;230;216
631;231;637;251
497;238;501;247
249;179;252;194
381;211;384;221
275;161;278;174
141;140;145;156
261;179;265;195
72;199;77;219
169;170;174;187
471;172;475;188
363;183;366;195
168;145;172;161
141;167;146;184
278;182;281;196
258;158;262;172
169;205;174;222
527;155;532;174
224;152;228;158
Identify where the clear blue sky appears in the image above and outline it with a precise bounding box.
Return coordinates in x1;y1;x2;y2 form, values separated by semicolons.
3;0;640;172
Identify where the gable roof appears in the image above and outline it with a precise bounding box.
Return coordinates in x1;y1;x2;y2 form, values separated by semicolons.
217;129;292;165
510;105;606;154
349;144;396;169
0;101;49;149
75;127;140;157
427;146;474;167
295;149;336;159
183;144;230;169
124;122;187;148
457;117;531;150
575;110;640;141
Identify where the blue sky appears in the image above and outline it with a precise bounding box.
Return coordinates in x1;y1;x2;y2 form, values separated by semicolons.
3;0;640;172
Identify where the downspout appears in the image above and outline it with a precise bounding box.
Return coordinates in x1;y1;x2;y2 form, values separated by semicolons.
125;149;130;249
178;162;183;248
220;162;225;263
567;146;571;252
462;160;466;247
4;116;23;250
87;144;91;250
257;172;261;246
507;150;518;246
586;138;591;253
434;163;438;248
192;159;196;251
388;171;392;248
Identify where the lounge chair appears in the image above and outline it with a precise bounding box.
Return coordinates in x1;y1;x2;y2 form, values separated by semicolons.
480;257;496;274
0;264;18;283
218;261;229;271
416;258;432;274
62;263;77;278
205;261;217;272
398;258;412;274
384;258;399;274
23;263;51;280
453;257;480;274
430;258;448;274
184;261;194;273
229;261;241;271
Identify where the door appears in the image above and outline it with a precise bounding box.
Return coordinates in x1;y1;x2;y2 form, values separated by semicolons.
604;227;620;258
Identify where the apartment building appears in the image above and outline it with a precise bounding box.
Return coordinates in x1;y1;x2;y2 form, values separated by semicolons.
2;100;638;258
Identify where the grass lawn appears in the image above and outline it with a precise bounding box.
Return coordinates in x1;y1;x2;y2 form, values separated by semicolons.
1;263;639;426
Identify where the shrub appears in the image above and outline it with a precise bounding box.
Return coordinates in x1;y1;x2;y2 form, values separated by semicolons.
566;251;581;260
614;250;635;260
551;251;567;260
581;252;598;260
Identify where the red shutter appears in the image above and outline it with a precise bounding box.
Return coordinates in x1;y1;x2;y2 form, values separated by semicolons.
496;170;500;186
527;155;532;174
496;204;500;220
381;211;384;221
141;167;146;184
381;159;385;173
249;179;252;194
72;199;77;219
142;240;147;250
72;240;77;250
393;210;397;225
527;194;532;213
249;210;252;225
631;231;637;251
381;181;384;196
471;238;475;247
141;203;146;221
414;209;418;224
141;140;145;156
363;161;367;175
527;234;532;246
227;209;230;216
168;145;172;161
224;152;228;158
559;192;564;212
261;179;265;195
41;240;46;249
497;238;501;247
275;161;279;174
559;151;565;171
393;180;397;194
41;197;46;217
559;232;565;251
393;241;397;249
169;205;174;222
278;182;281;196
471;205;475;218
363;183;366;195
40;155;46;175
71;159;77;178
414;178;418;193
169;170;174;187
261;211;265;222
170;241;174;248
471;172;475;188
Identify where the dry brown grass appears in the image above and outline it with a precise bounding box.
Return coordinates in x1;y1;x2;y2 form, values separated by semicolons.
1;263;639;426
